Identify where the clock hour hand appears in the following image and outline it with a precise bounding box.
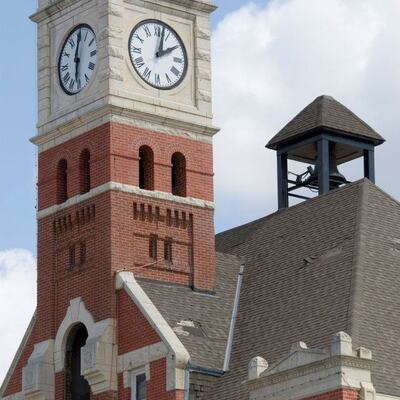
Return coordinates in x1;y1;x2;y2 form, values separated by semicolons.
156;26;165;58
157;45;179;58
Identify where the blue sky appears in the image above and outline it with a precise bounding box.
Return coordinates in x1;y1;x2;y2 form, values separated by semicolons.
0;0;266;256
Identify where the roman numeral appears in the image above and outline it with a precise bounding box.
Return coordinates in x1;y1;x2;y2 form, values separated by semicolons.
84;29;89;41
144;26;151;38
165;73;172;85
63;72;71;84
89;38;95;47
154;25;161;37
85;74;90;82
88;62;95;70
171;66;180;77
61;64;68;72
90;50;97;57
154;73;161;86
69;79;75;91
134;34;144;44
131;46;142;54
165;31;171;41
173;57;183;64
134;57;145;69
143;67;151;80
68;38;75;48
63;52;70;58
77;78;82;90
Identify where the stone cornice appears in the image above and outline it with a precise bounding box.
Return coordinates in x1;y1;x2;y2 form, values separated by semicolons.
248;355;374;391
30;0;216;23
30;0;81;23
37;181;215;220
30;104;219;152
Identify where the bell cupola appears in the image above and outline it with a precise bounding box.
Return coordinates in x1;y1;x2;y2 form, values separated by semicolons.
267;95;385;209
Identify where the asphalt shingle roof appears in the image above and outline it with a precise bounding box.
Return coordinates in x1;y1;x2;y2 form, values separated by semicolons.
139;252;242;370
210;179;400;399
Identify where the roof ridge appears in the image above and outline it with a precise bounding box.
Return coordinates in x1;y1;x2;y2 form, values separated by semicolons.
346;179;370;344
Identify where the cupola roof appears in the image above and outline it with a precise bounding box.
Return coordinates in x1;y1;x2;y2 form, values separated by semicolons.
267;95;385;149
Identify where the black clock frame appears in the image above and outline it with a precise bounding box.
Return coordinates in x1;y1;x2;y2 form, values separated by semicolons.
58;24;96;96
128;19;188;91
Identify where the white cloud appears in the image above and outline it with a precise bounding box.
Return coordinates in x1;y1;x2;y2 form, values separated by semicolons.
0;249;36;386
213;0;400;231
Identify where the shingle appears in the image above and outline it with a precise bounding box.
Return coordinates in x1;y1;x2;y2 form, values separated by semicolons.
267;95;385;149
210;180;400;399
139;252;242;370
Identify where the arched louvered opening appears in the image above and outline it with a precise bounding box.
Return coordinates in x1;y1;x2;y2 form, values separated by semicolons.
79;149;91;194
171;152;186;197
65;324;90;400
139;145;154;190
57;158;68;204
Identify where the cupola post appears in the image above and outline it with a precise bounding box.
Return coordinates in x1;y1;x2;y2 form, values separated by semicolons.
268;95;384;209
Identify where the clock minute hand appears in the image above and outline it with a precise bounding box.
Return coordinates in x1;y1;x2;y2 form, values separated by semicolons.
74;29;82;81
156;26;165;58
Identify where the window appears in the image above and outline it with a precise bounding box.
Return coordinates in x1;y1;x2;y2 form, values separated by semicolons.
69;245;76;269
57;159;68;204
171;152;186;197
80;241;86;265
79;149;91;194
149;235;157;260
164;237;173;263
131;372;147;400
139;146;154;190
65;324;90;400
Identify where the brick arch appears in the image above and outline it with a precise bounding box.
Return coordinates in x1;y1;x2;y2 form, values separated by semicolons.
163;144;192;169
51;150;73;171
74;140;97;162
130;138;162;164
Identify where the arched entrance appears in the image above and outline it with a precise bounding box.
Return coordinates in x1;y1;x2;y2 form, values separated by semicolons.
65;323;90;400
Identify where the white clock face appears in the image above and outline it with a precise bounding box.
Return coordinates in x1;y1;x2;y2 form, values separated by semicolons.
129;20;188;90
58;25;97;95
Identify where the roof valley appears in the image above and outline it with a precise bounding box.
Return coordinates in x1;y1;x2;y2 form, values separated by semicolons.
346;180;371;345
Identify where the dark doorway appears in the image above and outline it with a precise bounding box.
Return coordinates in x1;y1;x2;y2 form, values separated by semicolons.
65;324;90;400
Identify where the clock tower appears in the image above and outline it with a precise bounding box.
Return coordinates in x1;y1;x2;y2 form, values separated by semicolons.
1;1;218;400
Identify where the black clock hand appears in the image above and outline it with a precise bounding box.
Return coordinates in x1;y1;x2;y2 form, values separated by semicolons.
156;26;165;58
157;45;179;57
74;29;82;81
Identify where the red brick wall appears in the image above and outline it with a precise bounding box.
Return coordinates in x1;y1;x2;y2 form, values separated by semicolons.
2;121;215;397
117;291;184;400
3;324;38;397
304;389;359;400
38;122;214;211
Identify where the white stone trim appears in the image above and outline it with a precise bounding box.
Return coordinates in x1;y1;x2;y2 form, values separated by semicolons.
54;298;94;372
22;340;55;400
1;392;24;400
116;272;190;390
248;333;376;400
31;0;216;23
377;394;400;400
118;342;168;391
37;181;214;220
0;313;37;399
30;106;218;153
53;297;117;394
